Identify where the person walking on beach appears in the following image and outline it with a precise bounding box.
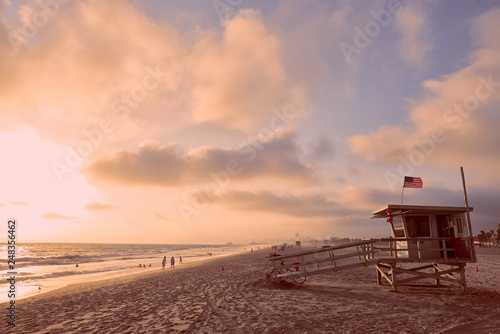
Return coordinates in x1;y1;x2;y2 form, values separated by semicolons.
170;256;175;269
179;256;182;264
162;256;167;269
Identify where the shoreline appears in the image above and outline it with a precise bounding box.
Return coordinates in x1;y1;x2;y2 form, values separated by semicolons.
1;248;246;306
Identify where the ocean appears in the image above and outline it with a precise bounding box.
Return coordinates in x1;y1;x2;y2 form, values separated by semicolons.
0;242;251;302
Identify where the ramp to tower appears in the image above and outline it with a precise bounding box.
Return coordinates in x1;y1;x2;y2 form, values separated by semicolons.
268;240;378;283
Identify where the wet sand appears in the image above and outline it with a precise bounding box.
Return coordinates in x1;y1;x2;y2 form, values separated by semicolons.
2;247;500;333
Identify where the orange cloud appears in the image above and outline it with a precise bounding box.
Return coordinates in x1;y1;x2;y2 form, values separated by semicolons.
40;211;78;220
154;212;172;221
10;201;29;206
0;0;184;143
83;202;117;210
189;9;306;131
0;1;306;149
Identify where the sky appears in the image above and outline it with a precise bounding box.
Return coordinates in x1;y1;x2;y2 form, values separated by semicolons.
1;0;499;244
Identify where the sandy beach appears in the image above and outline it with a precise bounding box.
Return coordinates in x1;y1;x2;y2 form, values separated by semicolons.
2;247;500;334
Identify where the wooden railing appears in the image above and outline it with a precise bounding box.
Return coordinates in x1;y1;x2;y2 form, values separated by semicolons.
374;237;476;263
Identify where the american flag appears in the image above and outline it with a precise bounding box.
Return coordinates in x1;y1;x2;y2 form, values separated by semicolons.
404;176;423;188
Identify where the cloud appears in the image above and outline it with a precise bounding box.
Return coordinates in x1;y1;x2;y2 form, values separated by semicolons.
154;212;171;221
10;201;28;206
349;6;500;175
82;130;317;186
210;189;364;218
40;211;78;220
465;186;500;233
307;133;336;161
83;202;117;210
269;1;357;98
0;1;306;148
0;0;184;143
394;1;433;67
189;9;307;131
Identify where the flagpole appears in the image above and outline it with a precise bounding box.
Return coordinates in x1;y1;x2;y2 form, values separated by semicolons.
460;167;476;261
400;178;405;208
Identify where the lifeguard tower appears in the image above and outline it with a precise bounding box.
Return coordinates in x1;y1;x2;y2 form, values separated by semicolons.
295;233;301;246
268;168;476;292
267;204;476;291
371;204;476;291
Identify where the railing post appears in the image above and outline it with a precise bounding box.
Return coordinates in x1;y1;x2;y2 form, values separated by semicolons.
392;265;398;292
459;264;467;291
433;264;440;286
442;239;448;262
361;244;367;264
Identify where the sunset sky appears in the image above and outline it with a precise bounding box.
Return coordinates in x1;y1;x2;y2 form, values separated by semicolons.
1;0;499;244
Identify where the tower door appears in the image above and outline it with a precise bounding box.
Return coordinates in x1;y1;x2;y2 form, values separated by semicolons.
437;215;453;237
436;214;454;258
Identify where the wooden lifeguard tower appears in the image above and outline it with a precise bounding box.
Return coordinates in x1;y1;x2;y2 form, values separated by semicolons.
371;204;476;291
268;204;476;291
268;168;476;292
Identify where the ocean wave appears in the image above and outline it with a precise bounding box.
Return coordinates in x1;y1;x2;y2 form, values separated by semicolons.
10;269;114;282
0;257;35;263
2;254;161;267
30;255;105;265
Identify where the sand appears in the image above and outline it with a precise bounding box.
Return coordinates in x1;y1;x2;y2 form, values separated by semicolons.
2;247;500;333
